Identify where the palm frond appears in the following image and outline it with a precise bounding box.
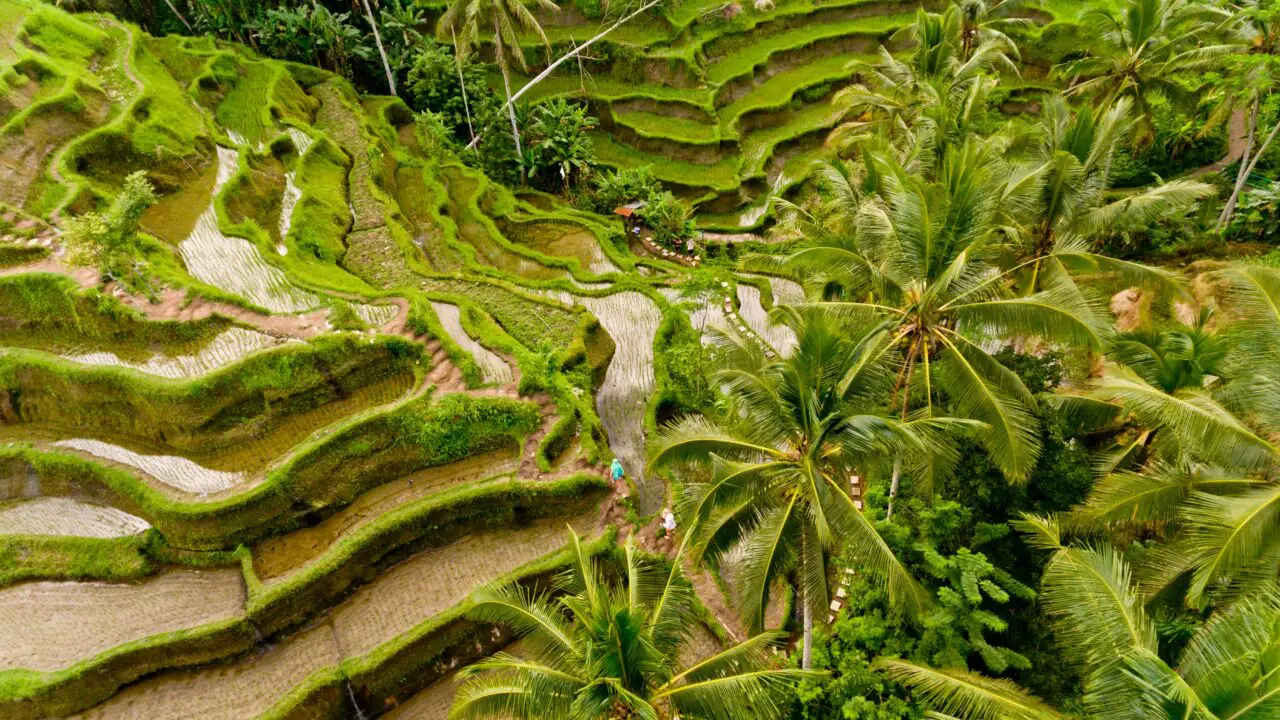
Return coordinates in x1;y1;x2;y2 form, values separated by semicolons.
656;668;824;720
877;658;1063;720
1037;542;1158;667
1182;484;1280;607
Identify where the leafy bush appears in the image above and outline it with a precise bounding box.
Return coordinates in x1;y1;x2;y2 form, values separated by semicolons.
1227;181;1280;242
1110;102;1227;188
405;41;489;141
524;99;598;195
586;165;663;213
62;171;156;294
575;0;603;20
413;110;457;158
638;191;696;247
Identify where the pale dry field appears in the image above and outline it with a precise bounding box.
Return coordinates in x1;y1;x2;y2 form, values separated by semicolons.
69;511;599;718
329;511;598;657
0;497;150;538
73;622;342;720
0;568;245;672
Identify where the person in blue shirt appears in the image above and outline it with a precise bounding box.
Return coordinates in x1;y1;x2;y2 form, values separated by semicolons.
609;457;625;489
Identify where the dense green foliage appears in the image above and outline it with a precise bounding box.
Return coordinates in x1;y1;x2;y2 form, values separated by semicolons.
3;0;1280;718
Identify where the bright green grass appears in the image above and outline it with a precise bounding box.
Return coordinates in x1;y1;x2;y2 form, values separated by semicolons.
20;5;106;65
704;13;911;84
718;52;870;134
131;33;209;156
740;101;842;176
504;70;714;109
216;60;276;143
612;109;723;145
591;133;742;190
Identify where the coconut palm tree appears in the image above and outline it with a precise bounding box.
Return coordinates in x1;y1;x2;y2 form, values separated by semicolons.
1054;0;1236;146
878;516;1280;720
439;0;558;163
448;531;818;719
1065;461;1280;609
770;138;1104;489
955;0;1034;60
1010;95;1214;294
1054;310;1280;474
650;309;972;669
829;4;1017;158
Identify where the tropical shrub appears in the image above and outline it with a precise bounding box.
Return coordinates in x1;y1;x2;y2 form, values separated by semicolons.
524;99;598;194
405;41;489;140
638;191;695;248
62;170;156;294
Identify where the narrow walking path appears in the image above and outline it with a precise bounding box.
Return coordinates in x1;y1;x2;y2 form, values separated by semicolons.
1191;109;1249;178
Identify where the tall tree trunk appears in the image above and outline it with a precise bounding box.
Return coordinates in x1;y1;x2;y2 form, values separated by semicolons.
361;0;397;95
452;28;475;143
886;460;901;520
802;593;814;670
1219;116;1280;232
162;0;192;31
494;23;523;167
801;528;813;670
465;0;661;150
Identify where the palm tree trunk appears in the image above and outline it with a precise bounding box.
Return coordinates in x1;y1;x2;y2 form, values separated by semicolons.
162;0;192;31
463;0;660;151
451;28;475;143
361;0;397;95
886;460;902;520
801;529;813;670
1219;117;1280;232
493;24;523;165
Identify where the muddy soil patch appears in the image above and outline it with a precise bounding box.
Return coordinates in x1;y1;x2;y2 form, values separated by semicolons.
497;218;619;276
251;449;520;581
72;622;341;720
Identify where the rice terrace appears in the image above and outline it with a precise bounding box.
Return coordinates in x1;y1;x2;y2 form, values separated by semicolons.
0;0;1278;717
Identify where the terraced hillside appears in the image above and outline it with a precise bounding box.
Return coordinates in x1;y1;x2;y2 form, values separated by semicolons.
485;0;1101;232
0;1;804;716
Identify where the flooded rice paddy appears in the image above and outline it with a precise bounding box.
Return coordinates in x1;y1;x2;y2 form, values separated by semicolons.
60;327;289;379
277;128;314;255
178;147;321;313
737;283;797;355
577;292;662;513
53;438;247;495
429;302;513;385
252;449;520;581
